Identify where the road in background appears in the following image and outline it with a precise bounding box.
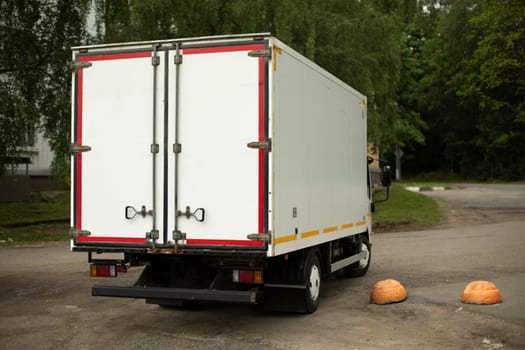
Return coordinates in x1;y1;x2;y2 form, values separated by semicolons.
1;184;524;349
426;183;525;223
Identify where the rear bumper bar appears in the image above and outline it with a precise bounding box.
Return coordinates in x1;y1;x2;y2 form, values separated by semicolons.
92;285;259;304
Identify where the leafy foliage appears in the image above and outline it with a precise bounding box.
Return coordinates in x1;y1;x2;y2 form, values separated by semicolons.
90;0;422;153
2;0;523;181
409;0;525;180
458;0;525;179
1;1;45;173
0;0;90;180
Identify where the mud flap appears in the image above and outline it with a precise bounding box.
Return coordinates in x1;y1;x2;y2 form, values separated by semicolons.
263;284;308;313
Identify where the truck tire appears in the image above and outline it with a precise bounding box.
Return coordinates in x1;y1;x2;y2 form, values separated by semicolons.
343;235;371;278
304;249;322;313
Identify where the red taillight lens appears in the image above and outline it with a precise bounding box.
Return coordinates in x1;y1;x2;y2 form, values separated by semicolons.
239;270;253;283
90;264;117;277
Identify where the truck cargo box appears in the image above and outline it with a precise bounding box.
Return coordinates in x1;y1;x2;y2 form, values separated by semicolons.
70;33;374;313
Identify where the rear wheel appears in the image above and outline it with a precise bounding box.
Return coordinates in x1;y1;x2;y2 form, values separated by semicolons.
343;235;371;278
304;250;321;313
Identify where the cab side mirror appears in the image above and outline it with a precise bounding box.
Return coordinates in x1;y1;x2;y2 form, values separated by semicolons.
380;165;392;187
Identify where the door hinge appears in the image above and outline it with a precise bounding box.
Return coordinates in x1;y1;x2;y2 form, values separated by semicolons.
173;143;182;154
173;42;183;64
70;61;92;71
151;144;159;154
247;139;271;151
69;228;91;238
70;143;92;154
174;53;183;65
151;56;160;66
247;232;271;242
248;48;272;58
146;229;159;240
172;230;186;241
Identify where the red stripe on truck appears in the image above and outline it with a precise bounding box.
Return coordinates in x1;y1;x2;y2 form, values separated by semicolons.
258;54;265;235
76;236;147;244
183;44;264;55
75;68;83;230
186;239;264;247
78;51;151;62
182;43;267;246
75;51;151;233
75;47;267;247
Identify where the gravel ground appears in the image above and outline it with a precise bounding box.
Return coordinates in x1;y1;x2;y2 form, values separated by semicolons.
1;183;524;349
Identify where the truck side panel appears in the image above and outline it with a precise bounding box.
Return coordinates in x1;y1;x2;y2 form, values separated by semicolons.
271;41;369;256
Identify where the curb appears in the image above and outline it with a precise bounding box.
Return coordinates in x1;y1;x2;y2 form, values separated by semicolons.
405;186;450;193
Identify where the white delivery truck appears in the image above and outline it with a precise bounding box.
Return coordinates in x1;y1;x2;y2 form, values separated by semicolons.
70;33;391;313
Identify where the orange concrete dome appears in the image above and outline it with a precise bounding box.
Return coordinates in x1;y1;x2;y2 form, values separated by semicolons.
461;281;502;305
370;279;408;305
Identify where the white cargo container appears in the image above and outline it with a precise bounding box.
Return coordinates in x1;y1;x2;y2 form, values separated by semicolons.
70;33;387;313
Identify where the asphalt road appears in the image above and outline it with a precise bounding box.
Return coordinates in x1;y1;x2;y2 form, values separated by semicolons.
1;184;524;349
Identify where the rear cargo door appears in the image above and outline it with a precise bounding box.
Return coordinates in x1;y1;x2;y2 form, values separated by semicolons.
71;49;165;246
169;43;269;248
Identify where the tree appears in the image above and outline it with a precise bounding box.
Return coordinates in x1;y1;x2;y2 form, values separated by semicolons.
1;0;434;180
1;1;44;174
311;1;405;152
458;0;525;179
393;1;428;153
0;0;90;180
411;0;525;179
413;0;483;176
41;1;91;182
91;0;424;153
400;0;457;175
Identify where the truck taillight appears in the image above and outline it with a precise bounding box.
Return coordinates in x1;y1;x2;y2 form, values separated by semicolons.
232;269;263;284
90;264;117;277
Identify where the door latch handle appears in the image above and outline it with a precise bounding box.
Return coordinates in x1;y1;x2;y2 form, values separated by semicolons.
177;206;205;222
193;208;205;222
125;205;153;219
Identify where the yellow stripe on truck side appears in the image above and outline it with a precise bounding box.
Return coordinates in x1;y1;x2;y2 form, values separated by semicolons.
323;226;338;233
273;46;282;72
301;230;320;239
274;234;297;245
274;216;370;245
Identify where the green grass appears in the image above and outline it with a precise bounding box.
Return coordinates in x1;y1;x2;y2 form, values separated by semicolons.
373;185;442;232
0;191;70;245
1;186;443;243
0;191;70;226
0;224;69;244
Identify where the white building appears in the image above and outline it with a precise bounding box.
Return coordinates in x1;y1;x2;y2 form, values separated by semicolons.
9;132;54;176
